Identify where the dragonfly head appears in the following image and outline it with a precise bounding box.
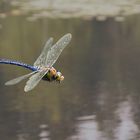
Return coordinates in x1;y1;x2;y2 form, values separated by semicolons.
49;67;64;82
55;71;64;83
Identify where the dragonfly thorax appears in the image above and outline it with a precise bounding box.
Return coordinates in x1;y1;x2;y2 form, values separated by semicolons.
42;67;64;82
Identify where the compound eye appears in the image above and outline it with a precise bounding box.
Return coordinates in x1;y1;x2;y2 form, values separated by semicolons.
57;72;62;77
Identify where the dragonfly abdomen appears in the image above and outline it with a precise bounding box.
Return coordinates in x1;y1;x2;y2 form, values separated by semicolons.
0;59;38;71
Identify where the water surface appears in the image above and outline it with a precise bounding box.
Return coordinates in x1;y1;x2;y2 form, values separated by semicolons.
0;1;140;140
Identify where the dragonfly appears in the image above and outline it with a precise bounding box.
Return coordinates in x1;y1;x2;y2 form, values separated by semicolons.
0;33;72;92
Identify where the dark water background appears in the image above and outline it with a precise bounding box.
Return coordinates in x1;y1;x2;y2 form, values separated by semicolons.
0;1;140;140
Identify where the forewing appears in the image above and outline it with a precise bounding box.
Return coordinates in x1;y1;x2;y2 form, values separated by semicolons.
5;71;37;86
34;38;53;67
45;33;72;67
24;69;48;92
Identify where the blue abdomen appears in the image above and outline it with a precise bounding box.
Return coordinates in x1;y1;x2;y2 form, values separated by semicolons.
0;59;39;71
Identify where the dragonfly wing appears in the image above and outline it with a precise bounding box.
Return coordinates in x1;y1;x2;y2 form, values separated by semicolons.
24;69;48;92
5;71;37;86
45;33;72;67
34;38;53;67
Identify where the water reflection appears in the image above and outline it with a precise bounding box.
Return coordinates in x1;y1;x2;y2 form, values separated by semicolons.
75;115;103;140
0;7;140;140
39;124;50;140
0;0;140;20
115;98;138;140
10;0;140;19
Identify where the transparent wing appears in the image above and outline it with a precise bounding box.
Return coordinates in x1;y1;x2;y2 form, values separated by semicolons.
24;69;49;92
5;71;37;86
45;33;72;67
34;38;53;67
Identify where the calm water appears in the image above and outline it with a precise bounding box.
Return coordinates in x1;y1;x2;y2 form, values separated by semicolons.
0;5;140;140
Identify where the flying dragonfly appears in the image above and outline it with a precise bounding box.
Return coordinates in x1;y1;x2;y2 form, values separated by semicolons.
0;33;72;92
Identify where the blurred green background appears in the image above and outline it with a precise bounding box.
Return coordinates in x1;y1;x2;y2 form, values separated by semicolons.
0;0;140;140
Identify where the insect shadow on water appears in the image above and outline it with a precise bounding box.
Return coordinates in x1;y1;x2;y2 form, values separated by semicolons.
0;33;72;92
